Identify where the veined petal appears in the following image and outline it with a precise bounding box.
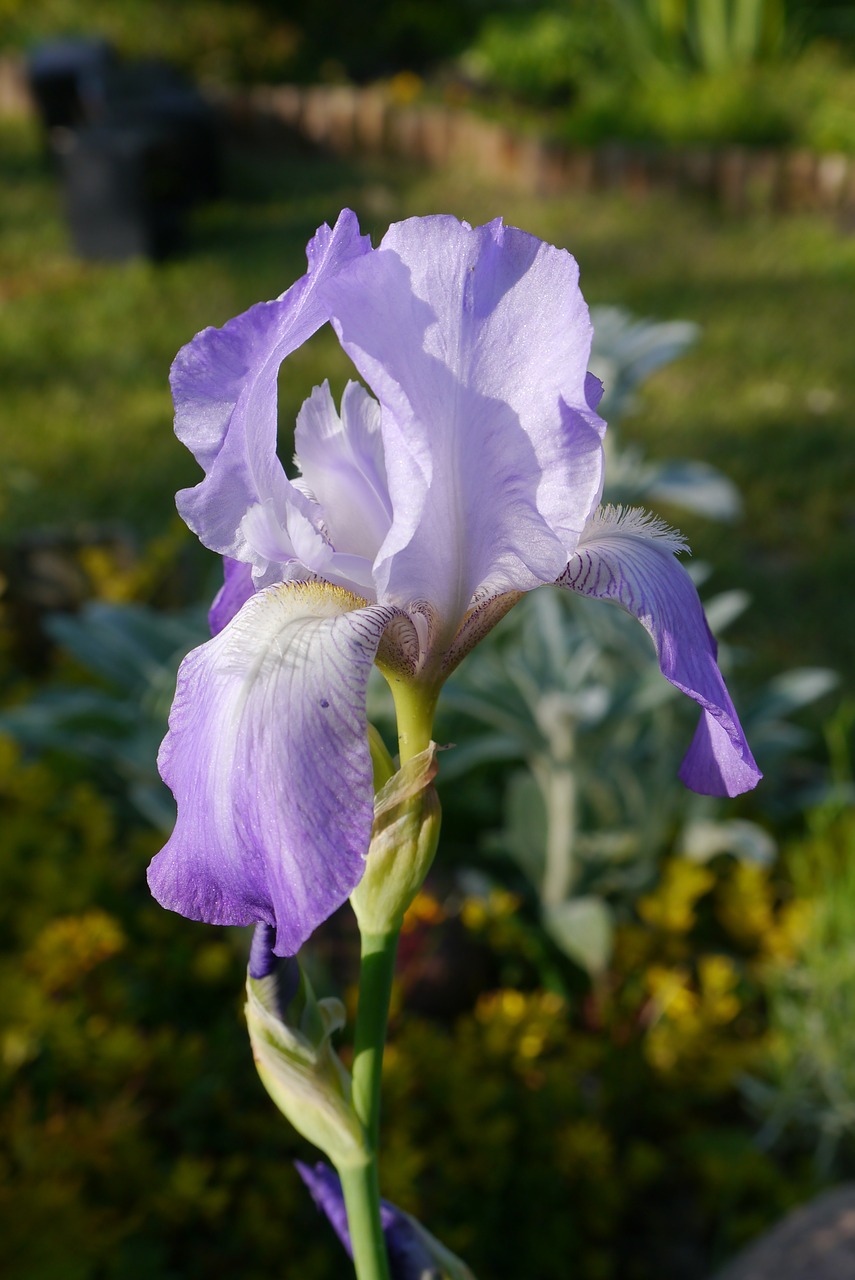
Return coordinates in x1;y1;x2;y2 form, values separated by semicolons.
148;582;398;955
325;215;605;632
559;506;761;797
171;211;371;569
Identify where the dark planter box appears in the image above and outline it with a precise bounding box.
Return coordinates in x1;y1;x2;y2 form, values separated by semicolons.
27;37;115;133
49;56;223;261
57;123;188;261
93;60;222;205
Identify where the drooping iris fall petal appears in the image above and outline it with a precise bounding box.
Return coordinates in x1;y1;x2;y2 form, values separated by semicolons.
148;581;398;955
560;506;761;796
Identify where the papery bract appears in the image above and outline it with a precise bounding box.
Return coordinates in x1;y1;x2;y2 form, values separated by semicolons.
245;925;366;1168
148;210;761;956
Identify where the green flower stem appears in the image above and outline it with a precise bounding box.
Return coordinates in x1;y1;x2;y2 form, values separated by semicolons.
339;1157;392;1280
344;928;399;1280
387;676;441;764
352;929;399;1153
341;679;439;1278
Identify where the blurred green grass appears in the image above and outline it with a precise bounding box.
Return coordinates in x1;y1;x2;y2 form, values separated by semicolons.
2;114;852;694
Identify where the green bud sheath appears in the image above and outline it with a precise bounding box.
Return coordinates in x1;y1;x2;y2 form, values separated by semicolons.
245;960;368;1170
367;722;396;790
351;743;442;936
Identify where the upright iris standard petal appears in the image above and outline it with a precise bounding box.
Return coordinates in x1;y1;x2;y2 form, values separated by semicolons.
148;581;398;955
325;215;606;634
559;506;762;797
170;210;371;570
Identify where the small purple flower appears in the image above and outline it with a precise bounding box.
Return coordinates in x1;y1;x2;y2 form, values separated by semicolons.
296;1160;472;1280
148;210;760;956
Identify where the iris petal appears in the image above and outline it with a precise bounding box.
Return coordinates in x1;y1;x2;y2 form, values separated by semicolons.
170;211;371;573
325;215;605;634
560;506;761;797
148;581;398;955
295;380;391;563
208;557;255;636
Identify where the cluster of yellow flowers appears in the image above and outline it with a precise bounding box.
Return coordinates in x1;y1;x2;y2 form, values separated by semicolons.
626;857;810;1088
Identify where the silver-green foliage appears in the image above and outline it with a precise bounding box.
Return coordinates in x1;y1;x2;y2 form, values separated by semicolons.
0;602;207;830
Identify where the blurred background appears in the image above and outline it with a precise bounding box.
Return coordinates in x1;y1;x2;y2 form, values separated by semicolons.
1;3;855;1278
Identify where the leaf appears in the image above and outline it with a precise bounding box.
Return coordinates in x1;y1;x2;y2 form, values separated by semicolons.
680;817;777;865
648;460;742;520
702;588;751;634
757;668;839;718
495;771;548;887
543;897;614;976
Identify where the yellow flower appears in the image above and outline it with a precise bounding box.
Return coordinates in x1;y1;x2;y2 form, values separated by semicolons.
638;860;715;933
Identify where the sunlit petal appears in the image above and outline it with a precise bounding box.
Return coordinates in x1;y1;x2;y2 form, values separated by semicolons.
295;380;391;563
325;215;605;632
559;506;761;796
171;211;371;572
148;581;398;954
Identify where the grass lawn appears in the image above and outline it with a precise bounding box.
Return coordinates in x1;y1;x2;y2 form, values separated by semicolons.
2;113;853;700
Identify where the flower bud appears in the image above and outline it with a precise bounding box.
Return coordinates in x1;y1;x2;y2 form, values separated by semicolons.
297;1160;478;1280
245;924;367;1169
351;744;442;936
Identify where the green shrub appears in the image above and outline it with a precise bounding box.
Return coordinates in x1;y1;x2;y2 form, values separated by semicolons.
613;66;795;146
746;810;855;1174
460;1;855;150
554;46;855;151
609;0;789;75
378;864;815;1278
460;6;618;107
0;734;340;1280
3;0;299;84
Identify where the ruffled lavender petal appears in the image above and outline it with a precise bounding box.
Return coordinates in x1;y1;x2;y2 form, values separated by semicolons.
295;380;391;565
560;507;761;797
148;582;397;955
325;215;605;632
171;210;371;570
208;557;255;636
296;1161;437;1280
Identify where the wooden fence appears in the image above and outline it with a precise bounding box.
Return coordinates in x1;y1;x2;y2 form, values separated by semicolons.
3;56;853;217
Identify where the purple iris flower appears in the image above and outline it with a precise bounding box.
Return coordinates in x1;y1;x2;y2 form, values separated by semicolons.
147;210;761;956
